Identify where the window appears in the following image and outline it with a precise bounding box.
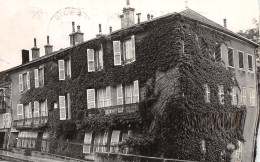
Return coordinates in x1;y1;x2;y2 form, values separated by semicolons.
238;51;244;69
19;72;30;92
215;44;221;62
248;54;253;71
40;100;48;117
113;35;135;66
0;89;6;110
59;94;71;120
232;87;238;105
218;85;224;104
249;88;255;106
235;141;242;162
204;84;210;102
97;87;111;108
110;130;120;153
58;58;71;80
241;87;247;105
24;103;32;119
3;113;10;128
228;48;234;67
17;104;24;120
124;80;139;104
87;45;103;72
35;67;44;88
83;132;93;154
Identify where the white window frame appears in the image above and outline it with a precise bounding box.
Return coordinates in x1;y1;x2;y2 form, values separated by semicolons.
59;96;66;120
204;84;210;103
83;132;93;154
113;41;122;66
218;85;224;104
97;88;106;108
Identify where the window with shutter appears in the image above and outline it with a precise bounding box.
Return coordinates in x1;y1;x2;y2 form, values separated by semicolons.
87;49;95;72
238;51;244;69
241;87;247;105
27;72;30;90
24;104;29;119
106;86;111;107
19;74;23;92
215;44;221;62
218;85;224;104
204;84;210;103
97;88;106;108
131;35;136;62
133;80;139;103
110;130;120;153
34;101;39;119
96;45;103;70
58;60;65;80
67;93;71;119
83;132;93;154
23;73;28;90
117;84;123;105
59;96;66;120
125;84;132;104
113;41;121;66
87;89;95;109
40;101;46;117
248;54;253;71
65;57;71;78
228;48;234;67
17;104;24;120
39;68;44;86
34;69;39;88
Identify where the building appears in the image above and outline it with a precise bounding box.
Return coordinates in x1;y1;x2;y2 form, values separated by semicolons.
0;71;11;150
2;1;259;162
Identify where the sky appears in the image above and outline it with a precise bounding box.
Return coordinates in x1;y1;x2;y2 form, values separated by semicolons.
0;0;259;71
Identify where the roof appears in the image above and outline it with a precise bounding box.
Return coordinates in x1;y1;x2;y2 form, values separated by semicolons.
5;8;259;73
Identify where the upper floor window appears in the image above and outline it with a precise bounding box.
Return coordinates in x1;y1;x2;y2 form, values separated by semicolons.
34;67;44;88
3;113;10;128
124;81;139;104
87;45;103;72
238;51;244;69
204;84;210;103
59;93;71;120
214;44;221;62
58;57;71;80
24;103;32;119
19;72;30;92
0;88;7;110
113;35;135;66
218;85;224;104
248;54;253;71
228;48;234;67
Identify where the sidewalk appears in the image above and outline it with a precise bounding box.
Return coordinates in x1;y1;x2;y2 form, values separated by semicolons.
0;150;65;162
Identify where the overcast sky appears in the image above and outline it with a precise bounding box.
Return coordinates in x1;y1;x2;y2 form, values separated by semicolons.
0;0;259;71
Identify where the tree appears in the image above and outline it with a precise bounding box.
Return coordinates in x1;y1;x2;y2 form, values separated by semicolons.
237;18;259;43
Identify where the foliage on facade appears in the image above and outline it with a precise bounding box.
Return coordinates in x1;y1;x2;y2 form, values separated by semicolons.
19;13;246;161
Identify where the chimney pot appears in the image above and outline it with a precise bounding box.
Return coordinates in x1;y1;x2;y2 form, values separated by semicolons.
47;36;50;44
44;36;53;55
72;22;75;32
34;38;37;47
223;18;227;28
99;24;102;34
109;26;112;33
32;38;40;60
151;15;154;19
147;14;150;20
77;25;81;32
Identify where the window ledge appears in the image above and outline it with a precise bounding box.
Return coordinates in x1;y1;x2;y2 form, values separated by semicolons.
238;68;245;72
248;70;254;73
228;66;235;69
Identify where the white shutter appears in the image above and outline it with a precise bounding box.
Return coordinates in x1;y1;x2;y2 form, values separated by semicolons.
117;84;123;105
68;57;71;77
131;35;136;61
110;130;120;153
45;99;48;116
19;74;23;92
27;72;30;90
42;68;45;86
34;69;39;88
87;49;95;72
25;104;29;118
58;60;65;80
106;86;111;107
113;41;121;65
87;89;95;109
3;114;6;128
67;93;71;119
28;102;32;118
83;132;92;154
59;96;66;120
133;80;139;103
99;45;103;69
34;101;39;118
6;113;10;128
17;104;24;119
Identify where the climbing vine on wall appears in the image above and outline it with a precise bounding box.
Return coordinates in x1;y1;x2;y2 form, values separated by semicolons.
19;13;245;161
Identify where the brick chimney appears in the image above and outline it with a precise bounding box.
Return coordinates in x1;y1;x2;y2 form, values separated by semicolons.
44;36;53;55
121;0;135;28
31;38;40;60
21;49;29;64
69;22;84;46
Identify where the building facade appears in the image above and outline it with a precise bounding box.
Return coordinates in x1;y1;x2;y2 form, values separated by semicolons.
2;2;259;162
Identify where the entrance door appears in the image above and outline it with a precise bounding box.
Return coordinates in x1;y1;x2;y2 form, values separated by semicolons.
0;132;6;148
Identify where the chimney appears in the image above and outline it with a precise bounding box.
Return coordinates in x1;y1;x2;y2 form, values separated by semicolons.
121;0;135;28
136;13;141;24
44;36;53;55
22;49;29;64
223;18;227;28
109;26;112;33
69;22;84;46
31;38;40;60
147;14;150;20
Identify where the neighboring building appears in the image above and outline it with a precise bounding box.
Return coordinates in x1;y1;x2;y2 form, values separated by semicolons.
2;1;259;162
0;71;11;150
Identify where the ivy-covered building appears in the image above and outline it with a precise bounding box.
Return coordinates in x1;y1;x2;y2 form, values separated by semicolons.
3;1;259;162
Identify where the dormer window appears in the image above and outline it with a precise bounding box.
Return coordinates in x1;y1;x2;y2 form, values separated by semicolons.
113;35;135;66
87;45;103;72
